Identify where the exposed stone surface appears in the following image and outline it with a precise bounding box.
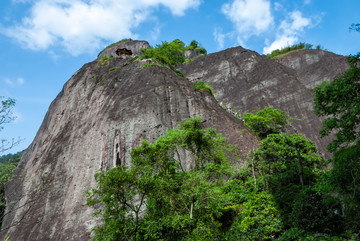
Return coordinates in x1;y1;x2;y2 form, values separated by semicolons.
182;46;349;158
97;40;150;59
183;49;204;60
275;49;349;90
1;43;350;240
1;55;257;241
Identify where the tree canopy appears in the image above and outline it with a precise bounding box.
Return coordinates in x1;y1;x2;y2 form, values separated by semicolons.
87;105;358;240
314;54;360;152
86;117;242;240
314;53;360;231
1;96;18;153
138;39;207;77
242;107;290;139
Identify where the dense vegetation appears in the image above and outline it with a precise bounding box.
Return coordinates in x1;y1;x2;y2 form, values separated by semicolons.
0;152;21;225
87;102;359;240
266;42;324;59
314;53;360;234
86;36;360;240
138;39;206;77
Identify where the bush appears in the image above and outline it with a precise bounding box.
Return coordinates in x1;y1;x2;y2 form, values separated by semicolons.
193;80;214;97
138;39;207;77
266;42;321;59
225;192;283;240
291;187;344;235
99;55;114;65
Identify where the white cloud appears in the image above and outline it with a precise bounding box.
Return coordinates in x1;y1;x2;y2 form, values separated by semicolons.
4;77;25;88
213;27;225;50
263;11;312;54
221;0;273;43
3;0;201;55
213;27;234;50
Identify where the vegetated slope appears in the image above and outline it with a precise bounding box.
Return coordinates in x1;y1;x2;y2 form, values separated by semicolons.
0;44;257;241
182;46;349;158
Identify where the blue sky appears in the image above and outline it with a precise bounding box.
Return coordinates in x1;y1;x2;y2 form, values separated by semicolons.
1;0;359;155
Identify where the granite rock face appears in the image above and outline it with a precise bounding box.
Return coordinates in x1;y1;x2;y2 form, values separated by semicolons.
1;44;350;240
275;49;349;90
182;47;349;158
1;54;257;240
97;39;150;59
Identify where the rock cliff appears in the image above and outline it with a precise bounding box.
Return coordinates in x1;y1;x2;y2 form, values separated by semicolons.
1;41;350;240
182;47;349;158
1;45;257;241
97;40;150;59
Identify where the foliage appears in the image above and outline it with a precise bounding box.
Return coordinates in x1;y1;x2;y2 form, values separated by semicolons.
99;55;114;65
0;151;21;164
314;52;360;234
109;67;120;71
0;153;20;225
242;107;291;139
266;42;321;59
138;39;207;77
314;54;360;152
184;40;207;54
1;97;20;153
291;187;343;235
316;144;360;231
0;97;16;132
254;133;324;224
139;39;186;74
225;191;283;241
349;23;360;32
86;117;239;240
193;80;214;97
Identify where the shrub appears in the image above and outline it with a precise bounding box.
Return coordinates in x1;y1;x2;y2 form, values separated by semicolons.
99;55;114;65
266;42;322;59
193;80;214;97
138;39;207;77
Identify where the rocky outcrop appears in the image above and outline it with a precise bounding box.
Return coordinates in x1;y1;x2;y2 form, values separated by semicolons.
97;40;150;59
275;49;349;90
1;42;350;240
182;47;349;158
1;54;257;240
183;49;204;60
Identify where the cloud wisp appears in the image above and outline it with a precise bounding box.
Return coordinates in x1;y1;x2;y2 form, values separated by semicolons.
221;0;273;45
263;11;313;54
4;77;25;88
3;0;201;56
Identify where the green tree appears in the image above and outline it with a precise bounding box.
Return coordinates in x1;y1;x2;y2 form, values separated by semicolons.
349;23;360;32
253;133;324;225
139;39;207;77
0;156;19;224
86;117;238;240
225;191;283;241
314;53;360;232
290;187;343;235
314;54;360;152
255;134;323;188
139;39;186;76
242;107;290;139
1;97;17;153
